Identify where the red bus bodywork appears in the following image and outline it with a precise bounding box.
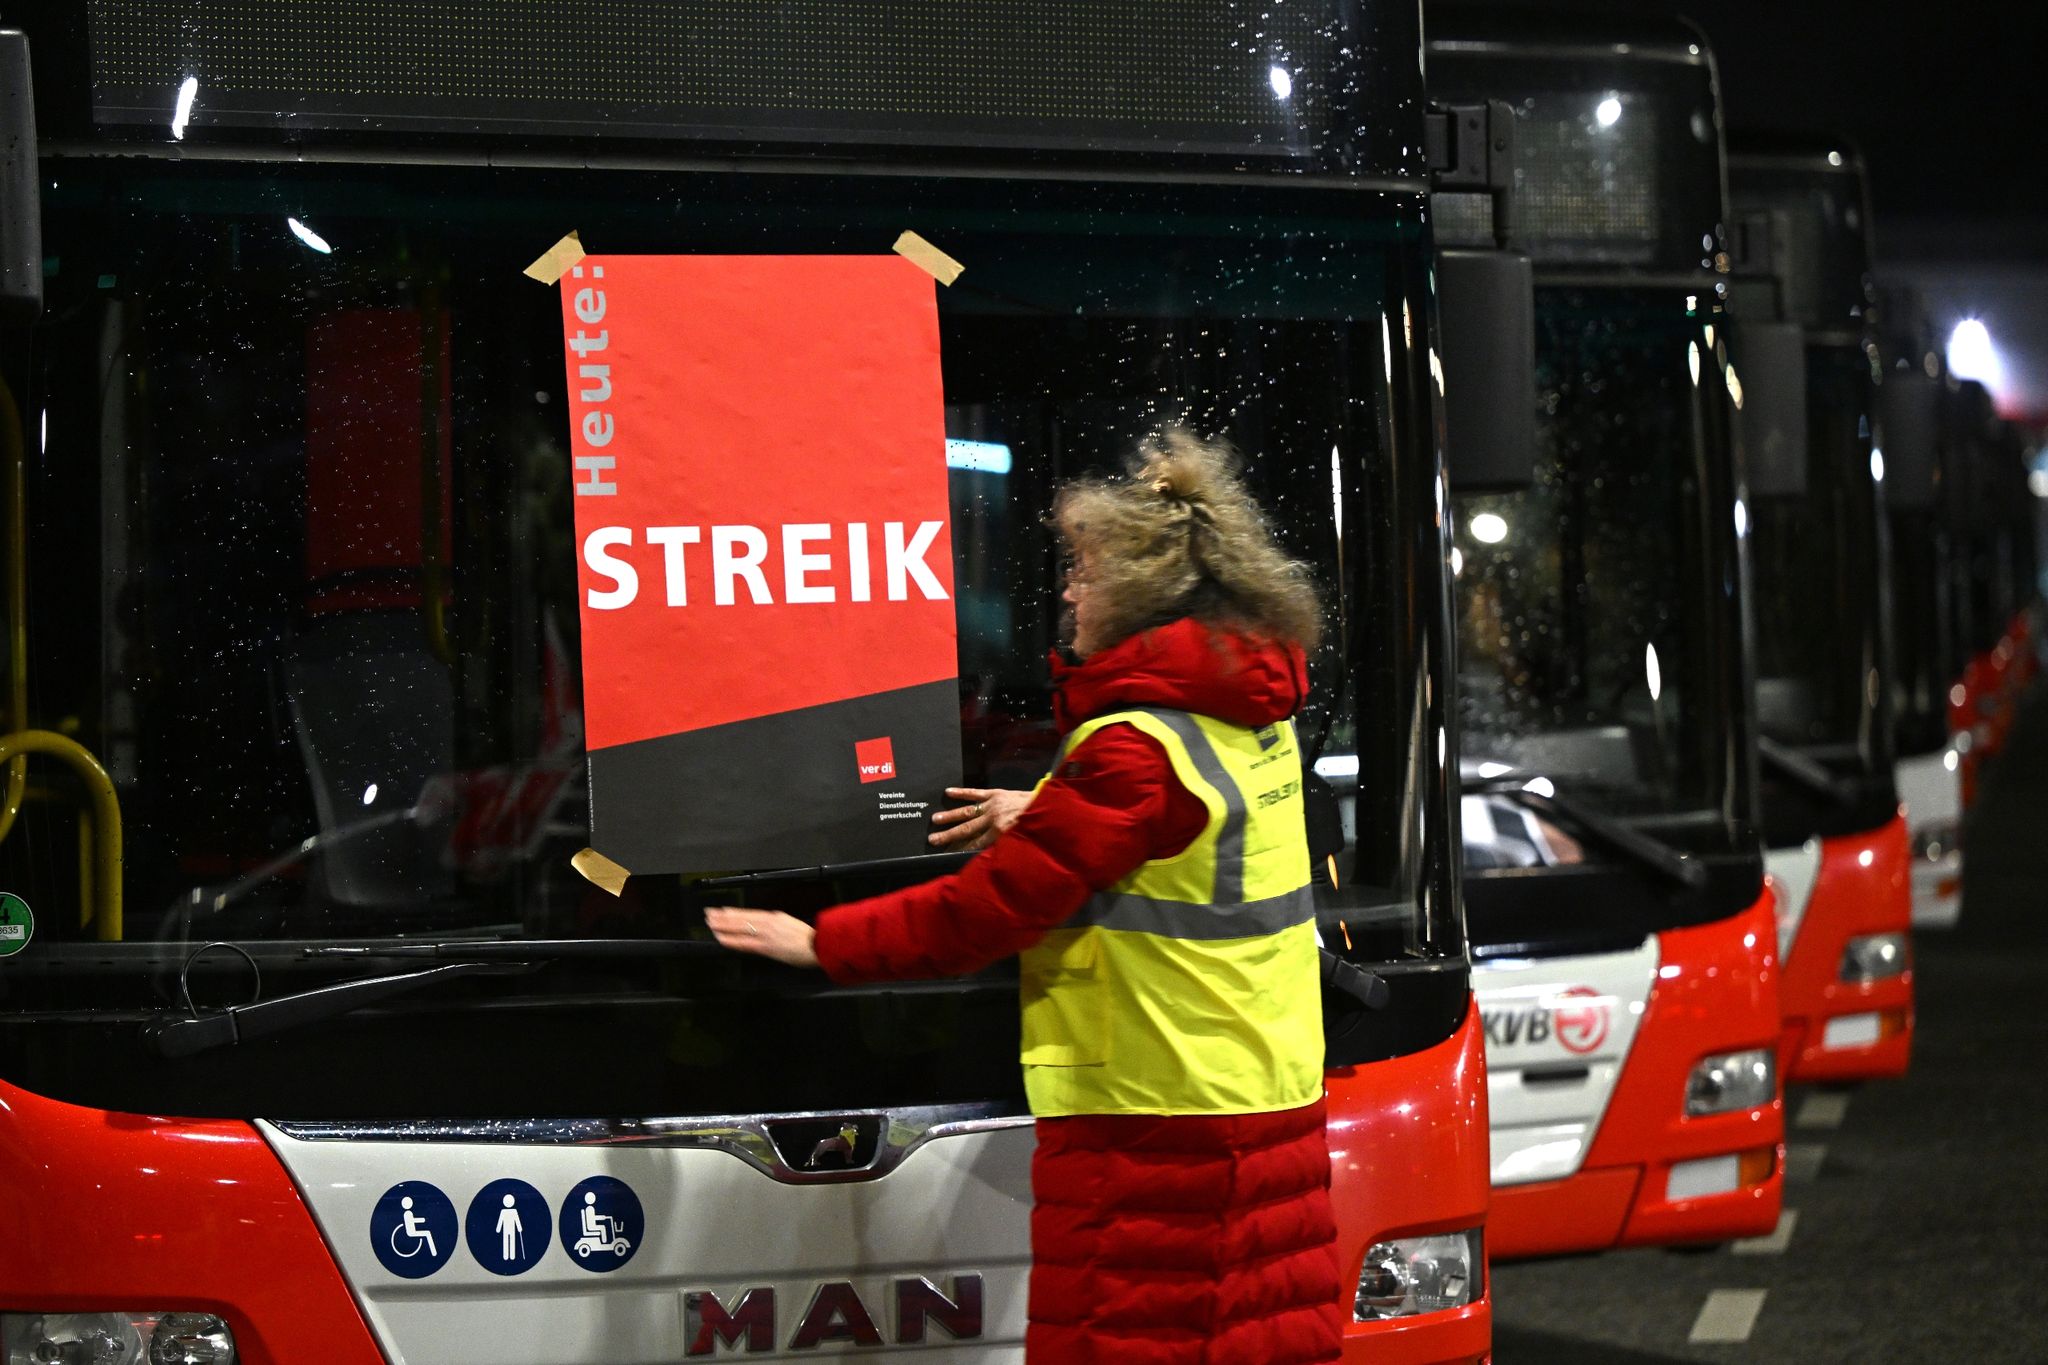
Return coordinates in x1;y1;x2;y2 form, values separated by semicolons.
1;1012;1493;1363
1777;816;1914;1083
1488;894;1784;1258
1332;999;1492;1364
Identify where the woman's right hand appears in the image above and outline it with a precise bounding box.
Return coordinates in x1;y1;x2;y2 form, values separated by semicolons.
929;787;1033;851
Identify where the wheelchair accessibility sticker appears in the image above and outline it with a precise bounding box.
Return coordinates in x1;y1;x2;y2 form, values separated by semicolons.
371;1181;458;1279
558;1176;643;1271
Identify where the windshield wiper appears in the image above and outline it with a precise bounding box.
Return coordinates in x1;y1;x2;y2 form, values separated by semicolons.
694;850;976;889
302;938;727;962
1464;776;1708;891
1757;737;1855;808
1320;950;1390;1010
145;961;538;1059
147;938;731;1057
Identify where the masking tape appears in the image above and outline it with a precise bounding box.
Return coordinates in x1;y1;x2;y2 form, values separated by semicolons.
524;230;587;285
571;846;631;896
893;231;965;286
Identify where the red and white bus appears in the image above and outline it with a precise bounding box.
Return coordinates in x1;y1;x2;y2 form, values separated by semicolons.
1875;291;1972;930
0;5;1493;1362
1880;316;2041;931
1428;15;1786;1258
1728;139;1914;1082
1941;389;2040;810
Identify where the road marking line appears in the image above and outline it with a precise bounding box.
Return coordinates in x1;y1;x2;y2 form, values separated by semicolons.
1689;1289;1769;1344
1797;1091;1851;1130
1732;1208;1799;1255
1784;1142;1828;1183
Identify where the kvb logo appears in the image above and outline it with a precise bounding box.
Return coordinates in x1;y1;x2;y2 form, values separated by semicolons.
855;737;896;784
1550;986;1613;1055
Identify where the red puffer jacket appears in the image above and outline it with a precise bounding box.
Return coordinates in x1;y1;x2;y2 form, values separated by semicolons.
815;618;1344;1365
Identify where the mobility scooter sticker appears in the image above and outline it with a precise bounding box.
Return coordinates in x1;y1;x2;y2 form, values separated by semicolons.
559;1175;643;1271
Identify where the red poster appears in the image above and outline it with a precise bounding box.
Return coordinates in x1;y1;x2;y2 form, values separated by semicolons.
559;255;961;874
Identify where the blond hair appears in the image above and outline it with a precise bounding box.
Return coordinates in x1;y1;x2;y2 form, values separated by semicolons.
1052;426;1323;652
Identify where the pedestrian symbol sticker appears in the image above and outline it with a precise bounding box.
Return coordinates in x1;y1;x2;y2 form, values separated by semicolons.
0;893;33;957
371;1182;457;1279
558;1176;643;1271
465;1178;549;1276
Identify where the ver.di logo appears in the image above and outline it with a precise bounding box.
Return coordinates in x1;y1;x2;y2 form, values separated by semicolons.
0;892;32;957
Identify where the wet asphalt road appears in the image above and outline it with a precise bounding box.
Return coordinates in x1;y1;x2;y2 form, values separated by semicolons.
1489;681;2048;1363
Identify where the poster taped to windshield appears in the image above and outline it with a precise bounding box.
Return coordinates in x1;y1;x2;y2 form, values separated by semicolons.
556;254;961;874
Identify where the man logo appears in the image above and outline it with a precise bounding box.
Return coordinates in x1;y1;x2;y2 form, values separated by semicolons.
683;1274;983;1354
855;737;897;784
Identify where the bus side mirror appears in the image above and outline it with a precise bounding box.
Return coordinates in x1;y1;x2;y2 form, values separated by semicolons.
1437;248;1536;490
1730;320;1809;497
1878;371;1939;510
0;30;39;322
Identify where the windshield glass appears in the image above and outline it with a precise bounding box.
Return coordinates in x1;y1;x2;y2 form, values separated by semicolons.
1452;289;1745;828
1749;348;1888;759
1748;345;1897;836
0;159;1457;1112
1888;505;1961;757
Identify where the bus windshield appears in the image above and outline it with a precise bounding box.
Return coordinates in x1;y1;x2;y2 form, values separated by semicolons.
1747;346;1898;838
0;158;1457;1116
1430;32;1764;953
1452;289;1744;832
1729;150;1899;839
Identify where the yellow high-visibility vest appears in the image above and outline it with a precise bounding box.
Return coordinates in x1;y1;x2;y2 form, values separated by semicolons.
1018;707;1323;1117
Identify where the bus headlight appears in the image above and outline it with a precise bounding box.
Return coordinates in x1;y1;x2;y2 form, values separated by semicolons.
1;1312;236;1365
1353;1230;1481;1320
1684;1048;1775;1116
1840;932;1911;983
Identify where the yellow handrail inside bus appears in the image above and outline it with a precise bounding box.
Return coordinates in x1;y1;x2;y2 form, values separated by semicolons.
0;729;123;941
0;378;26;842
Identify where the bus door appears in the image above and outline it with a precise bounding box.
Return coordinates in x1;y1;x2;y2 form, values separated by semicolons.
1428;16;1785;1258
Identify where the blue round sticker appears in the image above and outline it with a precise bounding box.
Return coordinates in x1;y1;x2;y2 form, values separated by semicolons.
371;1182;458;1279
557;1176;643;1272
465;1179;549;1276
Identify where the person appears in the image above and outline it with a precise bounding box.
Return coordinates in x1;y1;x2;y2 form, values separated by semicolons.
496;1194;524;1262
397;1196;436;1257
707;427;1342;1365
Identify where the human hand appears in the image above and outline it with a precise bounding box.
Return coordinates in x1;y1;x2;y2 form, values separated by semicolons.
704;907;819;968
928;787;1033;851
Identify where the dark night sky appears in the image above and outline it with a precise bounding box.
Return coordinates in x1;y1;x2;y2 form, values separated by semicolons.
1474;0;2048;416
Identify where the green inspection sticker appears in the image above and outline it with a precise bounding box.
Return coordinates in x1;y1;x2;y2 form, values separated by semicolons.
0;892;32;956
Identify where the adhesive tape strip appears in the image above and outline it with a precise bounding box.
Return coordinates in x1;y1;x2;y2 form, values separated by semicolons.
571;846;631;896
523;230;587;285
893;231;965;286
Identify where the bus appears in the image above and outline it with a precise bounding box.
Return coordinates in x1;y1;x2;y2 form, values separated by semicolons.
1428;11;1786;1258
1727;138;1914;1082
1881;303;2040;930
1874;287;1971;928
0;5;1493;1363
1942;383;2040;809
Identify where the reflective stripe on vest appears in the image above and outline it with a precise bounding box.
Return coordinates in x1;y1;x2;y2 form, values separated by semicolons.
1018;707;1323;1118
